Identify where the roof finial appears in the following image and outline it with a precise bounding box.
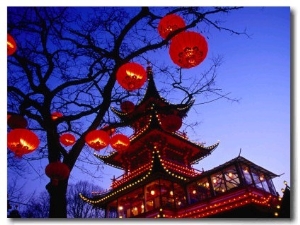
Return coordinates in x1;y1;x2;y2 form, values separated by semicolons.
146;61;153;78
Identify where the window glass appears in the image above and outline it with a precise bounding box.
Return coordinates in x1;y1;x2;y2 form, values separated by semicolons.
241;165;253;185
188;177;211;204
211;171;226;195
224;165;240;190
173;183;187;209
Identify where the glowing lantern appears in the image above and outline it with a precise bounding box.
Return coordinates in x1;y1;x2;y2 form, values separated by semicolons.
120;101;135;113
45;161;70;186
59;133;76;146
7;34;17;56
116;63;147;91
169;31;208;68
110;134;130;152
85;130;110;151
7;114;28;129
160;114;182;132
7;128;40;157
51;112;63;120
158;14;185;39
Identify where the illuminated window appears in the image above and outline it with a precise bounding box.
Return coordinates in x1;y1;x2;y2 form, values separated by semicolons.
145;180;160;212
241;165;253;185
223;165;240;190
173;183;186;209
211;171;226;195
187;178;211;204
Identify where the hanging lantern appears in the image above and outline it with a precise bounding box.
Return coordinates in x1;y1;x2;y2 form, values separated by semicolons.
110;134;130;152
169;31;208;68
59;133;76;146
160;114;182;132
45;161;70;186
7;114;28;129
85;130;110;151
51;112;63;120
7;34;17;56
120;101;135;113
116;62;147;91
7;128;40;157
158;14;186;39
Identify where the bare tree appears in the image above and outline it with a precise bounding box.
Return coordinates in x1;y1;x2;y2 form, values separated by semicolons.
21;191;50;218
19;181;102;218
67;181;105;218
7;7;245;218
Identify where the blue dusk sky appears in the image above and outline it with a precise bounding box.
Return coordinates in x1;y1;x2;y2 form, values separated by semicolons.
2;1;297;222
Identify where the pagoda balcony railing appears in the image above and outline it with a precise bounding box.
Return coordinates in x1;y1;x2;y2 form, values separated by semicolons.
110;162;152;189
130;129;201;143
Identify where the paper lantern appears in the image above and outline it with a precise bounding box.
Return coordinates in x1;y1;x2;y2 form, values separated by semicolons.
7;114;28;129
158;14;185;39
7;128;40;157
51;112;63;120
169;31;208;68
120;101;135;113
59;133;76;146
45;161;70;186
116;63;147;91
110;134;130;152
7;34;17;56
85;130;110;151
160;114;182;132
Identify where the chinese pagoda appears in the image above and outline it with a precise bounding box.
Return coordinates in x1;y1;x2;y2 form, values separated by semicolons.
80;66;284;218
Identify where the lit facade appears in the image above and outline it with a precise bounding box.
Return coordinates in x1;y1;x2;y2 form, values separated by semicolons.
80;66;283;218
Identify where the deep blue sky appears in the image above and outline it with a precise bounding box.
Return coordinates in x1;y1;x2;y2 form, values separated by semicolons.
3;2;296;222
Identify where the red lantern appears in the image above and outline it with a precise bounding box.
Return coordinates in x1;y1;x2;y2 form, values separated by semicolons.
120;101;135;113
158;14;186;39
169;31;208;68
7;34;17;56
160;114;182;132
116;62;147;91
7;128;40;157
7;114;28;129
45;161;70;186
59;133;76;146
51;112;63;120
110;134;130;152
85;130;110;151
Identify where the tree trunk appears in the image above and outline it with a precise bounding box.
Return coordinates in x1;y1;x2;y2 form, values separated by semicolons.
46;179;68;218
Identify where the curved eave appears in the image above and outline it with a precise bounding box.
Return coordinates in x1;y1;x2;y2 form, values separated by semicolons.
110;106;131;121
190;141;220;164
94;152;124;170
79;164;153;206
160;158;201;178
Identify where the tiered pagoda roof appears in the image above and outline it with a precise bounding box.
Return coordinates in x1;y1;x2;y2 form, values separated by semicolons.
80;66;220;206
96;66;219;170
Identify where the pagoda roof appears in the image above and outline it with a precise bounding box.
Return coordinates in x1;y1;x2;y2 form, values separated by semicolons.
94;125;219;170
199;156;279;179
110;66;195;123
79;150;203;207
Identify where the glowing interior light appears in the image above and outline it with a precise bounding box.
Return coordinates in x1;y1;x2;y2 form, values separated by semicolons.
126;70;143;79
7;41;14;48
20;138;33;150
